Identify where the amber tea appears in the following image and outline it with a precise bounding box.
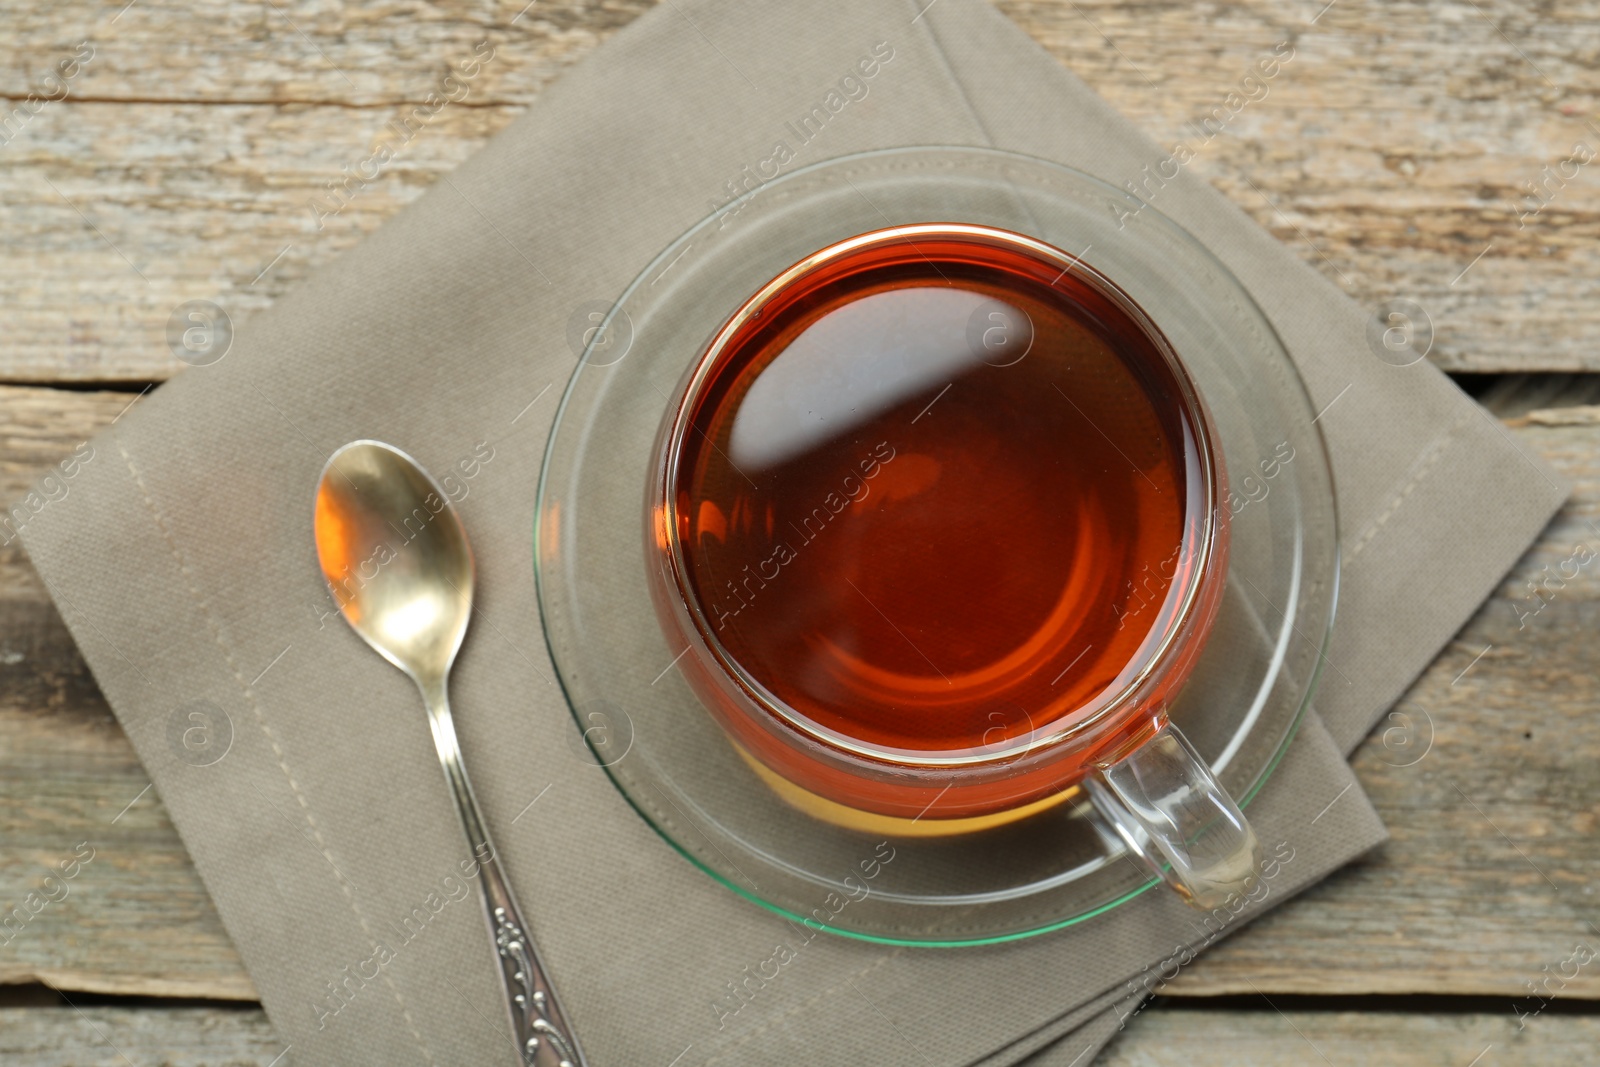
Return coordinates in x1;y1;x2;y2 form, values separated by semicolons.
650;225;1225;820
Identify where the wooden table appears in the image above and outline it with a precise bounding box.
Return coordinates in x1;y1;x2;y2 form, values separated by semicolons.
3;1;1598;1062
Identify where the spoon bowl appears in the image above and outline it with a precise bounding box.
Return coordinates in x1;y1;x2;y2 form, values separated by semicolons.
314;441;473;681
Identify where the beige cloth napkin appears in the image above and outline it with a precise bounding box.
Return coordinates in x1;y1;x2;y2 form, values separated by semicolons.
18;1;1564;1063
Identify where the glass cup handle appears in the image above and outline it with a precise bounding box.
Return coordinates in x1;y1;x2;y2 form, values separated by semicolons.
1085;722;1262;910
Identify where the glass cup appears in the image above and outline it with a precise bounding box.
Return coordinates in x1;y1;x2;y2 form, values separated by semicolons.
645;223;1260;909
537;145;1339;942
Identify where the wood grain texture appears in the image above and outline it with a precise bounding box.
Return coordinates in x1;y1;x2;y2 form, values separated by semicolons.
1098;1008;1600;1066
1000;0;1600;375
0;1006;282;1065
0;0;1595;380
1;1005;1595;1065
2;382;1599;1004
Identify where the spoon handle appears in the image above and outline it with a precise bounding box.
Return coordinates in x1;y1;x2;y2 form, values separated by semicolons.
423;680;588;1067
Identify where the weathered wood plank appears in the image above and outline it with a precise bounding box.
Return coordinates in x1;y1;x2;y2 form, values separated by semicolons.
0;1005;1595;1066
1001;0;1600;375
0;102;515;383
1100;1008;1600;1065
0;1006;281;1065
0;0;1595;380
0;0;649;103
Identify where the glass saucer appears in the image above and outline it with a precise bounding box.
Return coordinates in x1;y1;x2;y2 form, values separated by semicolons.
535;146;1337;945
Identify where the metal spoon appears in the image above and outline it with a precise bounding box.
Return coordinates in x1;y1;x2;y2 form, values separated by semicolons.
314;439;587;1067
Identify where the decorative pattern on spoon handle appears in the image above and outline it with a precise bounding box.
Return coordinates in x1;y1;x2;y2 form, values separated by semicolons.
481;862;586;1067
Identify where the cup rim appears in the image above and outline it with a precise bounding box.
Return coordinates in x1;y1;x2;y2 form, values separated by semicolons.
654;222;1223;770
